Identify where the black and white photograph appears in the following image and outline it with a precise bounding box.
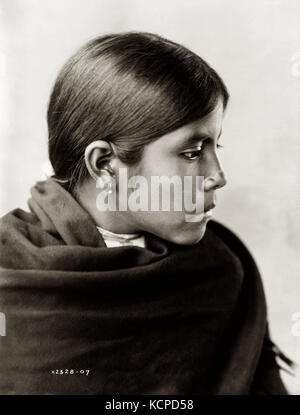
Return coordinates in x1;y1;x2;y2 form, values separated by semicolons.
0;0;299;400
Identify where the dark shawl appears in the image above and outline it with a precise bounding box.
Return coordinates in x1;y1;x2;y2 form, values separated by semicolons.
0;179;289;394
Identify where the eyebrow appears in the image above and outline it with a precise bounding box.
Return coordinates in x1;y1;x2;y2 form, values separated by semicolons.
178;129;223;148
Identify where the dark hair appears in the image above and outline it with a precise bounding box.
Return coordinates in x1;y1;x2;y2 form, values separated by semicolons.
47;31;229;192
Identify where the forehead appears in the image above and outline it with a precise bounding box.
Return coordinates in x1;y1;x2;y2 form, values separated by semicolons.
156;101;225;150
180;101;224;137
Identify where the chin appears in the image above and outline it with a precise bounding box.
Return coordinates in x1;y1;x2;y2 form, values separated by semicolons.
167;222;208;246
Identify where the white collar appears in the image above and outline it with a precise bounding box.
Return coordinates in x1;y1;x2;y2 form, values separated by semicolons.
96;225;146;248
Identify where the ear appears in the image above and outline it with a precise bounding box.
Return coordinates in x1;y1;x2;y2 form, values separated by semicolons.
84;140;115;181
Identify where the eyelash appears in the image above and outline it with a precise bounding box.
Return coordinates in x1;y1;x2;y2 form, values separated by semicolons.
181;143;224;160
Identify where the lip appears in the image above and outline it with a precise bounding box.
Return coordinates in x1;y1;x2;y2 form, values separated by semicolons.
186;204;216;220
186;206;215;222
204;203;216;213
203;209;213;218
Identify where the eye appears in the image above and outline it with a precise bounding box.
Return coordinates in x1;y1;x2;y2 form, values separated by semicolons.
182;150;202;160
181;141;224;160
181;145;203;160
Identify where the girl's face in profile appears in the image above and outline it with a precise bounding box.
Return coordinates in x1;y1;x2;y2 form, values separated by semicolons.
115;99;227;245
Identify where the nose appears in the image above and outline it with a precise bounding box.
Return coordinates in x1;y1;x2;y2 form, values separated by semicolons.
203;169;227;191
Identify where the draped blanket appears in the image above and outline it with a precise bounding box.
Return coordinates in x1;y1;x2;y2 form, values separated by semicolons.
0;180;288;394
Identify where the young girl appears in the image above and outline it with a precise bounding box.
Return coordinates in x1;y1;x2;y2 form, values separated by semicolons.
0;31;291;394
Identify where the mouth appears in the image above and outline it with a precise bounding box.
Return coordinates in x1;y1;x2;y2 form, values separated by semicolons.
204;203;216;213
185;204;216;222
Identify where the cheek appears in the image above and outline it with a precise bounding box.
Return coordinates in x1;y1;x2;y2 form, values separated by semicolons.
120;156;205;216
139;148;185;178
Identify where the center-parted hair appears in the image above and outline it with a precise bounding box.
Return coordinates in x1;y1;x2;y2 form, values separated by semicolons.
47;31;229;192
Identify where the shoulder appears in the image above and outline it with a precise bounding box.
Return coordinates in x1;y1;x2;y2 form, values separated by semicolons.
0;208;60;270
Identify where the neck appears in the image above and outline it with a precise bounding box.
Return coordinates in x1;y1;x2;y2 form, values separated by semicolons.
74;180;142;234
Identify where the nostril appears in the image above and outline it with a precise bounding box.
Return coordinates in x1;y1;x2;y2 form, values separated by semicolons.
204;170;227;191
